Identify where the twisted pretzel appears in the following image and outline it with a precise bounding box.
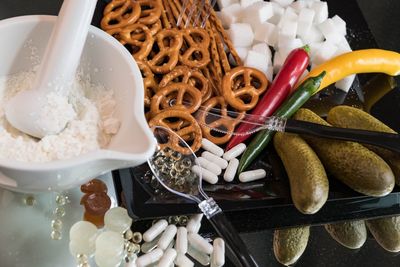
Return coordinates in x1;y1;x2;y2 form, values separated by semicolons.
137;61;158;107
149;109;202;154
222;66;269;111
119;24;154;60
179;28;211;69
101;0;141;31
159;66;211;100
197;96;245;145
147;19;162;36
150;83;202;116
137;0;162;25
148;29;183;74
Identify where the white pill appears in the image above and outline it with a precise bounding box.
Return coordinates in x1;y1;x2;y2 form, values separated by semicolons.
239;169;267;182
157;225;177;250
136;248;163;267
223;143;246;161
197;157;222;175
201;138;224;157
175;227;188;254
188;233;213;255
158;248;177;267
186;214;203;233
223;158;239;182
143;219;168;242
192;165;219;184
202;151;228;169
174;253;194;267
211;238;225;267
187;245;211;265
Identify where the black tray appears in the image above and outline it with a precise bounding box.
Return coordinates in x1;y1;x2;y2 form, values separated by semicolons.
109;0;400;230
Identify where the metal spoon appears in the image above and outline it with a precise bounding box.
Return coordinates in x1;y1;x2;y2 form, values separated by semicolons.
5;0;97;139
147;126;259;267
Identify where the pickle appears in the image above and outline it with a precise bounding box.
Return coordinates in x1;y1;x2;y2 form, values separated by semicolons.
293;108;395;197
325;220;367;249
366;215;400;252
273;132;328;214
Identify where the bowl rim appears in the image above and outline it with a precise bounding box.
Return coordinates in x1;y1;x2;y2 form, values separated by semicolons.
0;15;156;171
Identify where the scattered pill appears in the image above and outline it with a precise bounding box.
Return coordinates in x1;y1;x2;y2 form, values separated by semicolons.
201;138;224;157
211;238;225;267
192;165;218;184
202;151;228;169
188;233;213;255
239;169;267;182
223;158;239;182
143;219;168;242
187;244;211;265
136;248;163;267
175;227;188;254
186;214;203;234
158;248;177;267
223;143;246;161
197;157;222;175
157;224;177;250
141;235;161;254
174;253;194;267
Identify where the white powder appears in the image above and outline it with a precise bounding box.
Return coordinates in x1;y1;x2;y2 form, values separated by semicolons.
0;68;119;162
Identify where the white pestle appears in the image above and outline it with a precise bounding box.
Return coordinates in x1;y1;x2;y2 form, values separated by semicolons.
5;0;97;139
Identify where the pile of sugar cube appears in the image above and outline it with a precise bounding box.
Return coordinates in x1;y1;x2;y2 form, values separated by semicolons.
217;0;355;92
194;138;267;184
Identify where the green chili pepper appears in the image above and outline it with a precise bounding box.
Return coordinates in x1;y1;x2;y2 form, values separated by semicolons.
238;71;327;173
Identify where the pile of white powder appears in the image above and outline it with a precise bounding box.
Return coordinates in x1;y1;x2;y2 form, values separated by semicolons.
0;68;120;162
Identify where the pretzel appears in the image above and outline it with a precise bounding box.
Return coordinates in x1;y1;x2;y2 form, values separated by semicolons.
137;0;162;25
222;66;269;111
147;19;163;36
197;96;245;145
179;28;211;68
105;28;125;44
119;24;154;60
137;61;158;107
148;29;183;74
159;66;210;99
101;0;141;31
148;109;202;154
150;83;202;116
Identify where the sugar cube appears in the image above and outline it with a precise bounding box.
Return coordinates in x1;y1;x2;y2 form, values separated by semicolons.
300;25;324;44
332;15;347;36
290;1;308;13
254;22;278;46
244;50;269;73
235;46;250;62
308;41;323;60
311;1;328;24
280;19;298;39
220;4;242;28
317;18;343;44
297;8;315;37
278;7;298;29
300;68;309;81
271;0;294;8
273;51;285;74
335;75;355;92
265;66;274;82
242;2;274;28
240;0;261;8
217;0;239;9
228;23;254;47
313;41;338;66
279;38;304;59
268;2;285;24
252;43;272;60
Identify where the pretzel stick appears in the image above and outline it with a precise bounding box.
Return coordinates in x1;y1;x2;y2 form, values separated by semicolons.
213;26;231;75
159;0;171;29
162;0;177;27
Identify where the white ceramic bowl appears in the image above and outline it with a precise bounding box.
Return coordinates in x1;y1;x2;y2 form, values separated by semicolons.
0;15;156;193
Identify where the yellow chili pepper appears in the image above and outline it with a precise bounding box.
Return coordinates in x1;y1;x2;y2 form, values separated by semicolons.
298;49;400;93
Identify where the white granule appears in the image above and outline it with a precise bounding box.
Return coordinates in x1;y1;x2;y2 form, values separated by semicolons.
0;68;119;162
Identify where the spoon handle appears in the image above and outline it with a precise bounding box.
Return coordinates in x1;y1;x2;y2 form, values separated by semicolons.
208;211;259;267
33;0;98;93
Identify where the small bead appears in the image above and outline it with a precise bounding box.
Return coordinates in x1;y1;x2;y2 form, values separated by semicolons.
168;216;179;225
132;232;142;243
56;194;67;206
51;230;62;240
178;216;189;226
124;230;133;240
51;219;63;231
24;195;36;206
76;254;88;263
54;207;66;217
127;242;140;254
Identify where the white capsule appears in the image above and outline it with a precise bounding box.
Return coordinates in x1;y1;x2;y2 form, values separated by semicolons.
239;169;267;182
211;238;225;267
157;224;177;250
158;248;177;267
174;253;194;267
175;227;188;254
136;248;163;267
223;143;246;161
201;138;224;157
197;157;222;175
143;219;168;242
188;233;213;255
187;244;211;265
223;158;239;182
192;165;218;184
201;151;228;169
186;214;203;233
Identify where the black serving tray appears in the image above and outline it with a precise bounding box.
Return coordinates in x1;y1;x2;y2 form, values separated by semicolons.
109;0;400;230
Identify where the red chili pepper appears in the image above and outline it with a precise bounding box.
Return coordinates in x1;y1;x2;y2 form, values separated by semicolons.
225;45;310;151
